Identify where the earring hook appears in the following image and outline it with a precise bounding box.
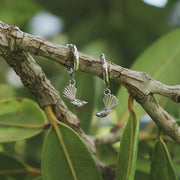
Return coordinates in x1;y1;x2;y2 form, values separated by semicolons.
66;44;79;77
100;53;109;89
94;53;118;117
63;44;88;107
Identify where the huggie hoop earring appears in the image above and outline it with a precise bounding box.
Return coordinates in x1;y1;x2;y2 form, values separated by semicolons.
95;53;118;117
62;44;88;107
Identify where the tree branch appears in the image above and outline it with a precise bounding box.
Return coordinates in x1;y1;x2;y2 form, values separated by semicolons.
0;20;180;145
0;51;96;153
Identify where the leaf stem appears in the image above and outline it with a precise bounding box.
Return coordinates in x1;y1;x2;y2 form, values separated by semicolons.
126;95;135;179
157;128;163;141
0;167;41;175
139;134;156;141
45;106;77;180
26;166;41;175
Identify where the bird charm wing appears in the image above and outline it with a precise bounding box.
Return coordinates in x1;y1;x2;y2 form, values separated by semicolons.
63;84;77;101
103;94;118;109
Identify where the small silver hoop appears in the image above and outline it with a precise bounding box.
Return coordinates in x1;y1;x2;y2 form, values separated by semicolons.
67;67;73;75
104;88;111;95
100;53;109;89
66;44;79;74
69;79;76;85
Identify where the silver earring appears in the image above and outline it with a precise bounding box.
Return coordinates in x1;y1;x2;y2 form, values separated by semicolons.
62;44;88;107
95;53;118;117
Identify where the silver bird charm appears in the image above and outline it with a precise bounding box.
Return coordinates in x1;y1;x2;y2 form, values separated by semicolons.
95;93;118;117
63;84;88;107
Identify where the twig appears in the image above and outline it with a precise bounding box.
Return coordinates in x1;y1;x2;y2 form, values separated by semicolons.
92;131;122;146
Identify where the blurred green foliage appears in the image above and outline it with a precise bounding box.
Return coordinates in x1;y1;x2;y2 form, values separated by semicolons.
0;0;41;27
1;0;176;65
36;0;175;67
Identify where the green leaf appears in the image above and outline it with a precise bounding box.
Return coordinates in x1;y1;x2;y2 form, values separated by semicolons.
0;84;15;99
76;72;95;132
24;133;44;167
116;29;180;122
116;111;139;180
0;98;47;142
0;152;27;180
166;142;180;177
150;139;178;180
42;123;103;180
96;144;117;165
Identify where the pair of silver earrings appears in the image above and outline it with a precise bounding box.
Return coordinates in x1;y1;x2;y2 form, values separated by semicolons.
62;44;118;117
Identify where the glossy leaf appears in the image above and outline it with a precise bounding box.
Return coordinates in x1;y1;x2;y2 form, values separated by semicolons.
116;29;180;122
75;71;95;132
42;123;103;180
0;98;47;142
116;111;139;180
166;141;180;176
150;140;178;180
96;144;118;165
0;152;27;180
